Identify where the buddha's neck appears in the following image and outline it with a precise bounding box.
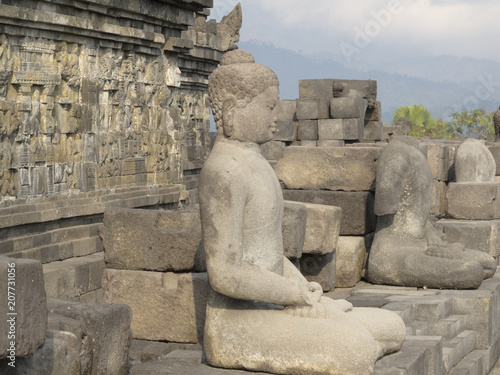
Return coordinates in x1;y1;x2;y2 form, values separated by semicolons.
216;134;262;153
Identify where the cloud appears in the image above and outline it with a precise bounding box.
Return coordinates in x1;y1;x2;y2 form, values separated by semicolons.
210;0;500;63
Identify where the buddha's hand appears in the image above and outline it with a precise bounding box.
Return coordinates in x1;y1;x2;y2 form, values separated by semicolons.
284;296;352;319
300;281;322;306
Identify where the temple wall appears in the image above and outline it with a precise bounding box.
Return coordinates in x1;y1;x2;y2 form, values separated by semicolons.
0;0;233;202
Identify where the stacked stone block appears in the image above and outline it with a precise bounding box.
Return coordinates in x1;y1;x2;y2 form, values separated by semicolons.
437;139;500;261
419;140;460;216
101;207;209;344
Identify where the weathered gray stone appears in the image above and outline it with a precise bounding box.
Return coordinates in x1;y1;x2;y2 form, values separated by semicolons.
364;120;383;141
436;219;500;258
332;79;377;108
487;144;500;176
365;101;382;122
425;143;450;181
274;100;297;122
274;146;381;191
296;98;321;120
330;96;368;119
4;330;80;375
43;252;105;299
297;119;318;140
446;183;500;220
198;50;405;375
343;118;365;140
283;189;376;235
318;119;343;140
318;139;345;147
430;180;447;217
47;299;132;375
0;257;47;359
102;269;209;343
300;251;336;292
456;139;496;183
299;79;334;99
336;236;366;288
366;137;496;289
299;202;342;255
300;140;317;147
261;141;285;161
272;121;296;142
101;207;205;272
282;202;307;259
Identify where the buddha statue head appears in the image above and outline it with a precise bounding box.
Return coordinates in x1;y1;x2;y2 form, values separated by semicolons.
209;50;279;144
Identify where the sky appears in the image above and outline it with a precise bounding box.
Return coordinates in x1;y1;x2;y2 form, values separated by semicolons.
209;0;500;67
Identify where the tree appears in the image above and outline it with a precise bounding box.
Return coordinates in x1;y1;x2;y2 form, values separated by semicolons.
446;108;494;140
391;104;452;138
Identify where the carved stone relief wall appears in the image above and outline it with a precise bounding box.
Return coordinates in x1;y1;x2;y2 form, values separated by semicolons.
0;0;239;201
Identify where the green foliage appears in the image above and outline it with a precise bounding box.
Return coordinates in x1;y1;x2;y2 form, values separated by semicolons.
391;105;453;138
446;108;494;140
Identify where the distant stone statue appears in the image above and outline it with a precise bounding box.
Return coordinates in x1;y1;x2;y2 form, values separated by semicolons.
366;136;496;289
455;138;496;183
199;50;406;375
494;106;500;142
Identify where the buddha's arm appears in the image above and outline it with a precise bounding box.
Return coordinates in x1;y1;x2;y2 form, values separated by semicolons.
199;166;316;307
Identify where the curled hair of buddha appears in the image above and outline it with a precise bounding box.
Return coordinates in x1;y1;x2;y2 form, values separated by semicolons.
209;50;279;130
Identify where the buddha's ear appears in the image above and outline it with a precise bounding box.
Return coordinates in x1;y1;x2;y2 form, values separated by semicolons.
222;98;236;137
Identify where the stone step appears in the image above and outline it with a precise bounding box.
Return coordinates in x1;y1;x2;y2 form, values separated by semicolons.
43;252;105;299
0;223;101;255
5;236;104;263
411;315;468;340
444;330;477;373
373;336;444;375
449;350;488;375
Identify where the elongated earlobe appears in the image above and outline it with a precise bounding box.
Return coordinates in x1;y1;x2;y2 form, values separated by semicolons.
222;99;235;138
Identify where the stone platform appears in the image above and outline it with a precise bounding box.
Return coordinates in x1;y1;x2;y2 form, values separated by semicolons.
129;268;500;375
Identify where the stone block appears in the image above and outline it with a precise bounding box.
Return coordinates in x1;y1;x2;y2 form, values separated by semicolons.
275;100;297;121
300;251;336;292
426;143;450;181
274;146;381;191
318;119;343;140
0;257;47;359
430;180;447;217
336;236;366;288
43;252;105;299
299;79;334;99
101;207;205;272
333;79;378;107
296;98;320;120
446;183;500;220
102;269;209;343
300;140;317;147
487;144;500;176
47;299;132;375
261;141;285;161
272;121;296;142
283;190;376;235
4;330;80;375
365;101;382;122
343;118;365;140
364;120;383;141
298;202;342;255
318;140;345;147
297;120;318;140
282;202;307;259
330;97;368;119
435;219;500;257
